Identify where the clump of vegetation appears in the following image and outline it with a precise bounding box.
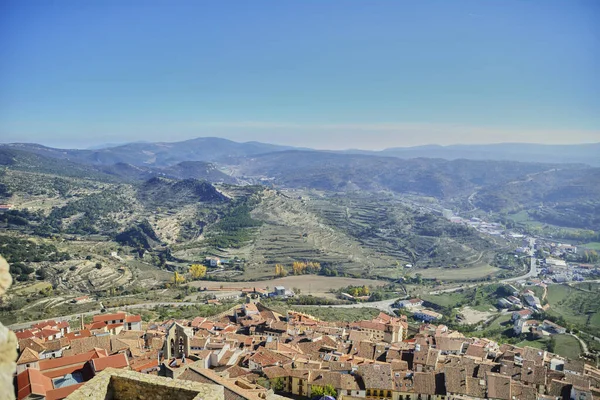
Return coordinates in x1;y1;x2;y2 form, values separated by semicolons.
205;198;262;248
0;235;70;281
34;190;129;236
152;301;239;320
116;219;160;249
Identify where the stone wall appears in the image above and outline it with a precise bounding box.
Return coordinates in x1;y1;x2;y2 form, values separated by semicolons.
66;368;224;400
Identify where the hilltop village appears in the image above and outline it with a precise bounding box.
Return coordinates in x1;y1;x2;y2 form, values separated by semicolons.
11;300;600;400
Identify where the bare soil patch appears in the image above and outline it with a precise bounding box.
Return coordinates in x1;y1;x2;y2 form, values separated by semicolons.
458;306;495;325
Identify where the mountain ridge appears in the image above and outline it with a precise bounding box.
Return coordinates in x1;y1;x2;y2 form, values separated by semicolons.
2;139;598;166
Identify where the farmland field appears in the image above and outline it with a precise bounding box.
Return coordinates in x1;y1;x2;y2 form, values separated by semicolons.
265;303;382;322
417;264;499;280
188;275;387;298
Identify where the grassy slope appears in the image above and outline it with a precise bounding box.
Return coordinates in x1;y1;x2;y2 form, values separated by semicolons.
553;334;582;359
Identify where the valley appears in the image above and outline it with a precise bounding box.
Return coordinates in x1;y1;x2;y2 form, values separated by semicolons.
1;140;599;349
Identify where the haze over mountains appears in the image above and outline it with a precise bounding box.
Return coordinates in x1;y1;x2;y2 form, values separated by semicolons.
2;138;599;167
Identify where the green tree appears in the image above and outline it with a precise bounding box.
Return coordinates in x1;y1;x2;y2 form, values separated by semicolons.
311;384;336;397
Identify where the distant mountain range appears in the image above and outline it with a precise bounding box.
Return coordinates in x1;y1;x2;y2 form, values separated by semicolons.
2;138;599;230
2;138;598;166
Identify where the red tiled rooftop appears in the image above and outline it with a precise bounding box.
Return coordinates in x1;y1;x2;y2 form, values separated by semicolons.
17;368;53;400
15;330;35;340
92;352;129;372
125;315;142;323
39;349;106;372
64;330;92;340
92;312;126;323
46;383;85;400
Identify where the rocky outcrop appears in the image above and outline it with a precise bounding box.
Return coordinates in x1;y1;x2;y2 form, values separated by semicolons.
0;255;17;400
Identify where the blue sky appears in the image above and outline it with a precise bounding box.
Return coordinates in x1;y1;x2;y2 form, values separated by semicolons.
0;0;598;149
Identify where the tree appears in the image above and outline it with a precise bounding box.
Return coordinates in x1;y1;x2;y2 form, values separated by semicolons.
172;271;185;286
189;264;207;279
311;384;336;397
270;377;284;391
275;264;287;277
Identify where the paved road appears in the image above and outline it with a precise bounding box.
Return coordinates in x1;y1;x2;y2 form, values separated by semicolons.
501;253;537;283
7;301;201;331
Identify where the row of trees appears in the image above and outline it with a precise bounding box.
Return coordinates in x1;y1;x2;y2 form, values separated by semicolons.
170;264;208;286
274;261;322;277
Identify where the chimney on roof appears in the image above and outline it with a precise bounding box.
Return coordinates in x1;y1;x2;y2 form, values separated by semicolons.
80;314;84;331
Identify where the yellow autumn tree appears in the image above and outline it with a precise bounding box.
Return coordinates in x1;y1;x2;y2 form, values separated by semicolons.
275;264;287;277
172;271;185;285
189;264;207;279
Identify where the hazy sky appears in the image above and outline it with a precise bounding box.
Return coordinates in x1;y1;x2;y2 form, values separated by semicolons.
1;0;599;150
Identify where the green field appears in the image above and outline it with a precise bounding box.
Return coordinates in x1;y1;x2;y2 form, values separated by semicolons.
552;334;582;359
581;242;600;250
487;314;512;331
265;303;381;322
421;292;469;308
516;338;548;350
546;284;600;337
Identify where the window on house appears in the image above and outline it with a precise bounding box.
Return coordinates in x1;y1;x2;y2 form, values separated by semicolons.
367;389;372;396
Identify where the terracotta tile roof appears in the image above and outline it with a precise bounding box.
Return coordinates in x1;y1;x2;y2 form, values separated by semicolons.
225;365;252;378
18;337;47;353
16;368;53;400
84;321;107;330
486;373;512;400
465;343;487;359
444;366;468;395
413;371;437;395
521;346;545;366
435;335;466;352
549;379;571;397
92;312;126;323
32;320;58;330
564;359;585;374
131;358;159;372
44;337;70;352
63;335;111;357
125;314;142;323
521;360;547;385
357;363;393;390
45;383;85;400
15;330;35;340
511;381;537;400
191;317;207;327
39;348;106;372
17;347;40;365
42;364;87;379
40;328;61;338
92;352;129;372
311;371;359;391
466;376;487;398
262;366;289;379
64;329;91;341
